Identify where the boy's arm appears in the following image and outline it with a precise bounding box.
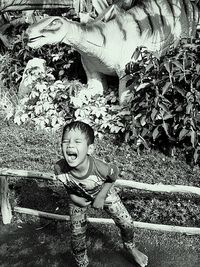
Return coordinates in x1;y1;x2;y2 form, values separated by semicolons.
93;181;115;209
93;164;118;209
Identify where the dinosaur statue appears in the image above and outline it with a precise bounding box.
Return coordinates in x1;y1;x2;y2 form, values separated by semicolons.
26;0;200;104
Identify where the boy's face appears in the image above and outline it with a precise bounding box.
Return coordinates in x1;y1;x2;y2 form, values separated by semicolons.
62;129;93;168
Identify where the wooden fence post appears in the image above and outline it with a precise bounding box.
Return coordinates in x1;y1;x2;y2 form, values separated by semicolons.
0;176;12;224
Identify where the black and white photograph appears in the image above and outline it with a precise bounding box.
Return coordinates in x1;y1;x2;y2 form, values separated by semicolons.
0;0;200;266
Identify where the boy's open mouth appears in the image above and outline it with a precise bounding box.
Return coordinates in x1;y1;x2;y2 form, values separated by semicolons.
67;152;78;161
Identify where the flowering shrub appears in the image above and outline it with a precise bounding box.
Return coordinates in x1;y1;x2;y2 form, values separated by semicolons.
13;68;126;135
14;71;73;131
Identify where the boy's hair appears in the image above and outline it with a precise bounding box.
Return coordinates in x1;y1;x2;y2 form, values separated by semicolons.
62;121;95;145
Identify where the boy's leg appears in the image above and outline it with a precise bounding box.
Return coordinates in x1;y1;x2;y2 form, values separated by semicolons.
104;192;148;267
104;192;134;244
69;203;89;267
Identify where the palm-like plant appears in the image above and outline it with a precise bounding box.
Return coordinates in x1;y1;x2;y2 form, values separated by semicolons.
0;0;74;12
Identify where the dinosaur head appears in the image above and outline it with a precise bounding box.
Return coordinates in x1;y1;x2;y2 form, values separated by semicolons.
26;16;67;48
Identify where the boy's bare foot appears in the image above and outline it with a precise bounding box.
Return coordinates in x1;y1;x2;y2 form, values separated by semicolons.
131;247;148;267
124;243;148;267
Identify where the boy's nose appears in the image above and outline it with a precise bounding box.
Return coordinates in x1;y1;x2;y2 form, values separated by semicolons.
67;140;75;147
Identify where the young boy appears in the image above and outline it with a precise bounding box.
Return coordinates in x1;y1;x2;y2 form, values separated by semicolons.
54;121;148;267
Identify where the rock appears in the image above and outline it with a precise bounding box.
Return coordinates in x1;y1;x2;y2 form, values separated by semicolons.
18;58;46;99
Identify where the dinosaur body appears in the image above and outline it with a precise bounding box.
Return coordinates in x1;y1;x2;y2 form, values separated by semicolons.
26;0;199;104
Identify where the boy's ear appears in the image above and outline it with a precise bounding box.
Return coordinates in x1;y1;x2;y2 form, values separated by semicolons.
88;144;94;155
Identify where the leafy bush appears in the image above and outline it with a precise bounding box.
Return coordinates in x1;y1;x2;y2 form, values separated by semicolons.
122;38;200;163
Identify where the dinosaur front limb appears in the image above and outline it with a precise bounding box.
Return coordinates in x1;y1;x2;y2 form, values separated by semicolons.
81;56;108;96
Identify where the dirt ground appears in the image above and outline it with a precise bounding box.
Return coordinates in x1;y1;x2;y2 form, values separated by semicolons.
0;216;200;267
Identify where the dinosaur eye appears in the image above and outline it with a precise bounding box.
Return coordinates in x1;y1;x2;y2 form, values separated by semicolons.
51;20;57;25
50;19;60;26
45;18;62;30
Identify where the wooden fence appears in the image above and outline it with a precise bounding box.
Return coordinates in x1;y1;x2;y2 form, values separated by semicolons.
1;168;200;235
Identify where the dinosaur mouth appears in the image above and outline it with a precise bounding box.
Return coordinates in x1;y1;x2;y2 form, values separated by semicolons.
28;35;44;43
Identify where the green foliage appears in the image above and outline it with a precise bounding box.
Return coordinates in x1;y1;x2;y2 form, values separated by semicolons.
123;38;200;163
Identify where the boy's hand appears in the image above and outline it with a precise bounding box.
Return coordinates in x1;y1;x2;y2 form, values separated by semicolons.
92;195;105;209
70;194;91;207
79;198;91;207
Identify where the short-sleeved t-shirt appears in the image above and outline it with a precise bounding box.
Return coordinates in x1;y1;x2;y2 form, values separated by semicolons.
54;155;119;201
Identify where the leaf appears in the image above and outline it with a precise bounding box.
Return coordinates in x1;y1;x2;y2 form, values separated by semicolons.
186;103;193;114
178;73;186;82
196;64;200;73
145;62;154;72
162;82;171;95
138;135;150;150
163;113;173;121
175;105;183;112
59;69;65;76
175;86;186;96
152;126;160;140
51;116;57;127
140;116;146;126
35;105;42;115
14;116;21;125
158;102;169;112
21;113;28;123
118;110;131;116
132;47;141;61
151;108;158;121
193;146;200;163
71;97;83;108
136;82;150;92
164;61;170;73
172;60;183;70
125;132;130;142
179;128;189;141
110;125;122;133
190;130;197;148
162;121;170;136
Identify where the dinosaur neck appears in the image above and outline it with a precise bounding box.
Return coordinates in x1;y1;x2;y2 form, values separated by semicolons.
62;20;104;57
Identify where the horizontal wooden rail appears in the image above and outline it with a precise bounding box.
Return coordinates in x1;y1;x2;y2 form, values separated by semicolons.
115;180;200;196
14;206;200;235
1;167;200;233
0;167;200;196
0;168;55;181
